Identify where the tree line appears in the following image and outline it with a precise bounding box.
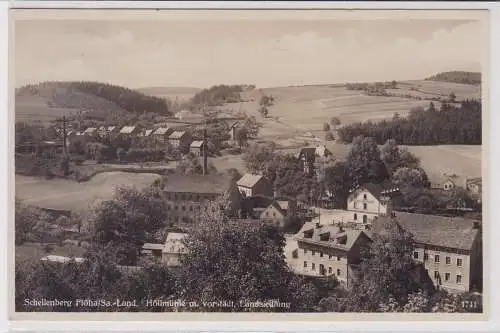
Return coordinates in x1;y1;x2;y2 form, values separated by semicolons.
17;81;172;116
425;71;481;85
190;85;253;109
337;100;481;145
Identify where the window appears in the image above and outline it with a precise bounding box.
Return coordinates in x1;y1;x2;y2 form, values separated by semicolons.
446;256;451;265
265;212;269;217
424;253;429;261
434;271;440;279
363;215;368;223
363;203;367;210
273;212;276;217
304;249;308;255
363;194;367;200
457;258;463;267
320;252;324;258
456;275;462;284
337;256;341;261
182;206;186;211
174;205;178;211
312;263;316;271
312;251;315;256
353;202;357;209
320;264;325;276
337;269;341;276
189;206;193;211
413;251;419;259
328;255;333;259
303;261;307;268
435;255;440;263
445;273;450;281
353;213;357;221
328;267;333;274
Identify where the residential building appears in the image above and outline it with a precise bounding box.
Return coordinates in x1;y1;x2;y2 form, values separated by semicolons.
163;173;242;223
346;183;398;225
293;221;372;286
83;127;97;137
137;129;154;144
297;145;332;175
152;127;173;144
226;120;240;141
142;232;188;267
119;125;141;138
168;131;193;150
236;173;273;198
373;212;482;293
190;140;205;156
162;232;188;267
259;200;296;228
465;177;482;195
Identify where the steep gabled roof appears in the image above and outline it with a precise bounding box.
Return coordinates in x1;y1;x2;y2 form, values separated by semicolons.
169;131;187;139
120;125;137;134
237;173;264;188
190;140;205;148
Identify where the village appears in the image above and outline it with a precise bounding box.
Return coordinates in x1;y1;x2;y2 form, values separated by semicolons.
12;14;485;314
27;115;483;297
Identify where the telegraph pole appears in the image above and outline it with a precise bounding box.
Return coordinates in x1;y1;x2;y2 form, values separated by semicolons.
62;114;68;155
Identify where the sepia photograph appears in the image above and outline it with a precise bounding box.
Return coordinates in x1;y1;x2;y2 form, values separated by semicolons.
9;6;488;320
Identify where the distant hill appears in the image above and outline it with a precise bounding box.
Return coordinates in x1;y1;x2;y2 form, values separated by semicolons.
16;81;172;123
425;71;481;85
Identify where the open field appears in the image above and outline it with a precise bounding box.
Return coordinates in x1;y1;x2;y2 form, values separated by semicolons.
15;95;80;124
404;145;482;183
15;171;161;212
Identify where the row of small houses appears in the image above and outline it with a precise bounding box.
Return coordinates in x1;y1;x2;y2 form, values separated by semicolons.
63;120;241;147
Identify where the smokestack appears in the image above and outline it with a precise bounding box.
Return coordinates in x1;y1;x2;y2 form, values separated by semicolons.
202;128;208;175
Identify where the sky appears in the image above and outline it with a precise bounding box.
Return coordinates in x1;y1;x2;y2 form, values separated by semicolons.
13;14;485;89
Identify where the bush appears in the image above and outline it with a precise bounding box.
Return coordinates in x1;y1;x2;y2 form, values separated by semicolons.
325;132;335;141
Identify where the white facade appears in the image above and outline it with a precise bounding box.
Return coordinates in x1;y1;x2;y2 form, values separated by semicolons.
346;188;392;225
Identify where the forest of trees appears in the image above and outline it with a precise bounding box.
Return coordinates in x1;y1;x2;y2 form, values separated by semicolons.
337;100;481;145
190;84;253;109
17;81;172;116
425;71;481;85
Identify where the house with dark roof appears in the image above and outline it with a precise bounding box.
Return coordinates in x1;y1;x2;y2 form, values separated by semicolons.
236;173;273;198
259;201;292;228
346;183;399;225
297;145;332;176
372;212;482;293
162;173;242;223
292;221;372;286
225;119;240;141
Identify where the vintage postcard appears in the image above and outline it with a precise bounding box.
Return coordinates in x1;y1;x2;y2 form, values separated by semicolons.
9;6;489;323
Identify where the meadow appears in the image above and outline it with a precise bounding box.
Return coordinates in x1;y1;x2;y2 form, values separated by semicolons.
15;171;161;213
15;95;80;124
